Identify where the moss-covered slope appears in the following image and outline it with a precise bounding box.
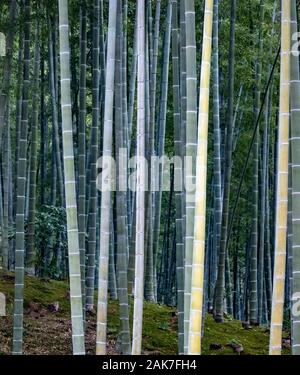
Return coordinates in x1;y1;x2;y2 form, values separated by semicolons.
0;273;290;355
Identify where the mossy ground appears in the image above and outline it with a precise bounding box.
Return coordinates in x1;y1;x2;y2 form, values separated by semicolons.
0;272;177;355
0;273;290;355
203;314;290;355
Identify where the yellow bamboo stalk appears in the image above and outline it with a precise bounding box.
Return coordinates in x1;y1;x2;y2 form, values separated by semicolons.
269;0;291;356
188;0;213;355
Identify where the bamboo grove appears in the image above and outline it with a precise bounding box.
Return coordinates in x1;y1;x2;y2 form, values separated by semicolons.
0;0;300;356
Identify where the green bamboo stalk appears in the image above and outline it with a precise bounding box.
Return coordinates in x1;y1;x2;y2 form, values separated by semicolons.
290;0;300;355
152;0;173;303
264;0;277;322
128;6;138;149
115;0;131;354
171;0;184;355
86;0;100;312
0;151;3;235
214;0;236;323
12;0;31;355
211;0;222;307
50;124;58;208
265;161;273;319
78;1;87;312
225;248;233;315
48;16;65;207
149;0;160;158
122;0;131;252
26;20;40;275
40;49;47;207
127;195;136;295
99;0;106;111
144;0;155;303
179;2;187;353
0;0;16;148
2;114;10;271
250;0;264;326
257;0;269;325
14;29;24;217
0;0;17;270
143;1;151;302
108;210;117;300
7;117;13;268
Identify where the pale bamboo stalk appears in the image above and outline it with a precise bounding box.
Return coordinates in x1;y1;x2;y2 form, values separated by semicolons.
269;0;291;356
132;0;146;355
58;0;85;355
96;0;117;355
188;0;213;355
183;0;198;354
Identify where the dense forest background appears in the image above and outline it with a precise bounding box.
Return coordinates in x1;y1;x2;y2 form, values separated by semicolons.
0;0;297;356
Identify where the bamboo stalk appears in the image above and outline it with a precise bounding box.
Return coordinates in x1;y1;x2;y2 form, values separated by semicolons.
58;0;85;355
269;0;291;356
183;0;198;353
290;0;300;355
12;0;31;355
96;0;118;355
132;0;146;355
188;0;213;355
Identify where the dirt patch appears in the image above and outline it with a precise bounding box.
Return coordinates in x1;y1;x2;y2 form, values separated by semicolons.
0;312;117;355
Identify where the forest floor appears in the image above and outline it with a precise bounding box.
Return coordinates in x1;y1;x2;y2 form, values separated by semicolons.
0;272;291;355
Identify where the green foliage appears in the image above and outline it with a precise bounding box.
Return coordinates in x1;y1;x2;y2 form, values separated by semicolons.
158;321;169;331
34;206;67;279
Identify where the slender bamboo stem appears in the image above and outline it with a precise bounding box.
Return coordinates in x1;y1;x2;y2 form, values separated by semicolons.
188;0;213;355
269;0;290;355
58;0;86;355
96;0;117;355
132;0;146;355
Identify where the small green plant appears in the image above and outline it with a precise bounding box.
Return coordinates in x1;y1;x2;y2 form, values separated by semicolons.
158;321;169;331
